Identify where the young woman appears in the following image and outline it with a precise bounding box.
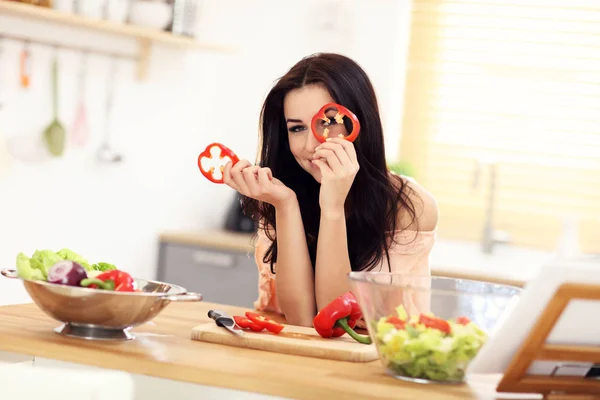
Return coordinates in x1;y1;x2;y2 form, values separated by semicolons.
223;53;438;327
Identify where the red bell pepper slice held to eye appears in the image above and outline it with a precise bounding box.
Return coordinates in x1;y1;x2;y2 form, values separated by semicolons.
313;292;371;344
197;142;240;184
311;102;361;143
245;312;285;334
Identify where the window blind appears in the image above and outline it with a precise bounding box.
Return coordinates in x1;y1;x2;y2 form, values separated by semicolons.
399;0;600;252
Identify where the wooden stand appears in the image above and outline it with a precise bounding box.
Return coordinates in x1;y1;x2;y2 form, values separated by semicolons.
497;283;600;399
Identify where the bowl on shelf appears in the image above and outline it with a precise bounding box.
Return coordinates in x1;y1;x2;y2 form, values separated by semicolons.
1;268;202;341
129;0;173;30
348;272;521;384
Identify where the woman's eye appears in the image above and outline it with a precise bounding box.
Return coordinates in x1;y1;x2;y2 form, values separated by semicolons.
288;125;306;133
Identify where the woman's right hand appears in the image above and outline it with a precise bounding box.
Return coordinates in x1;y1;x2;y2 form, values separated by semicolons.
223;160;296;209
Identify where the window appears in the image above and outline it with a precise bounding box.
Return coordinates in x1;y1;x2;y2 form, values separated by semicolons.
400;0;600;253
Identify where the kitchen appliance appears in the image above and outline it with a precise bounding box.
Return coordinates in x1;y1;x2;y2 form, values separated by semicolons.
223;192;256;233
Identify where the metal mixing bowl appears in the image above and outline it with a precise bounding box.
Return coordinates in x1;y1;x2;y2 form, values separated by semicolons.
1;269;203;340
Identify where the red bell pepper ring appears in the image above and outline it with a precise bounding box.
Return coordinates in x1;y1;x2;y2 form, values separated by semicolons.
234;315;265;332
197;142;239;184
313;292;372;344
80;270;135;292
245;311;285;334
311;102;361;143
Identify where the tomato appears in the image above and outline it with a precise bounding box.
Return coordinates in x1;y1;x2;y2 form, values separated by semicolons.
419;314;451;334
456;316;471;326
245;312;285;334
386;316;406;330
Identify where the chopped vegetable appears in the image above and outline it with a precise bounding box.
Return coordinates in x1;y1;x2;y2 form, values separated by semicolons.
374;305;488;382
47;261;87;287
15;248;119;282
418;314;451;335
233;315;264;332
81;270;135;292
56;249;91;270
313;292;371;344
16;253;46;281
245;312;284;334
91;262;117;272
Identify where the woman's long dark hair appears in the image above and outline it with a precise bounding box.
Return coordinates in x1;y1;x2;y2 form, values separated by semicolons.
242;53;419;273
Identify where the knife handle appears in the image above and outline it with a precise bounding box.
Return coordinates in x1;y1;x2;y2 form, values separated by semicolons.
208;310;229;327
208;310;221;320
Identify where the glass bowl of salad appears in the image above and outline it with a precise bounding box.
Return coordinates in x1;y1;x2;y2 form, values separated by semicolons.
348;272;521;384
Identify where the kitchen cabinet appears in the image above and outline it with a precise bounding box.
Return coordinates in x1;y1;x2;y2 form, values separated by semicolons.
157;231;258;308
156;230;530;309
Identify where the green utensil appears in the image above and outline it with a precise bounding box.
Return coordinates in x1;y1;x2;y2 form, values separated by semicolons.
43;54;66;157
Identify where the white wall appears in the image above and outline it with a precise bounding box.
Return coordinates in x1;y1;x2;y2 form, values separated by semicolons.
0;0;411;305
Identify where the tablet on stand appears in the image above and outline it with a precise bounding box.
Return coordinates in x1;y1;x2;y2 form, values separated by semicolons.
466;257;600;399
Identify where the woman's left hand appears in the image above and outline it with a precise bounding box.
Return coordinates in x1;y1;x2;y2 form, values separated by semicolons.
311;138;359;217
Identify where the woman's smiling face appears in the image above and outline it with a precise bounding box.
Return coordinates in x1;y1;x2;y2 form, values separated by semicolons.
283;85;335;184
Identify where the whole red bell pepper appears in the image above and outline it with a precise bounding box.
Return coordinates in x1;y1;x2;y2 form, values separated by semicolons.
313;292;372;344
80;270;135;292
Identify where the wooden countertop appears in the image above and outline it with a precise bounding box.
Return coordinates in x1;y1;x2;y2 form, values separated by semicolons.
0;302;538;400
159;230;526;287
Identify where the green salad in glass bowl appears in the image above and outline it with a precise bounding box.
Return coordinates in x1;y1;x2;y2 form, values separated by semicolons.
348;272;521;384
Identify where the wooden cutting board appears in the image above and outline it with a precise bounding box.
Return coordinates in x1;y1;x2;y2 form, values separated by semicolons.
191;322;379;363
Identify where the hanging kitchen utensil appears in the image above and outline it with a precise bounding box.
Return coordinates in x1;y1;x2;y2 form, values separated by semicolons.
96;56;122;163
20;41;31;89
71;51;89;147
0;36;11;174
42;48;66;157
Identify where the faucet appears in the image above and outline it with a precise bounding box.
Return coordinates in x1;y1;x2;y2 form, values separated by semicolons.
473;160;511;254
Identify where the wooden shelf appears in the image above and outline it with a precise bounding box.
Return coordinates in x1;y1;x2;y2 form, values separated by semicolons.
0;1;232;80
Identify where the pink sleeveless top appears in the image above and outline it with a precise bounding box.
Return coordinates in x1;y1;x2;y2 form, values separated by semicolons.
252;228;436;314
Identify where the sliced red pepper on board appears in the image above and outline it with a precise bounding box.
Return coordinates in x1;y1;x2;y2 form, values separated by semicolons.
419;314;452;334
313;292;371;344
456;316;471;326
233;315;264;332
197;142;239;184
311;102;361;143
245;312;285;334
80;270;135;292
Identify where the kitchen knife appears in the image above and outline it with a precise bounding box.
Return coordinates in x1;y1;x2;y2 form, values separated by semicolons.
207;310;245;336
